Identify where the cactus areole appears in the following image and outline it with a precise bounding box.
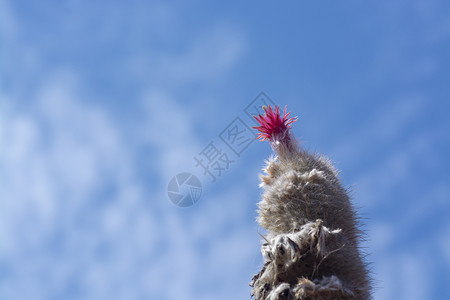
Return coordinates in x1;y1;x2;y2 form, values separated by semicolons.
251;105;371;300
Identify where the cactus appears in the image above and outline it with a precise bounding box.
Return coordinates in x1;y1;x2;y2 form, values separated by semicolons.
250;106;371;300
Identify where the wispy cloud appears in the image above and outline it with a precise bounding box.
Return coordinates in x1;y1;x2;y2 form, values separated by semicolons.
1;70;259;299
2;1;448;299
0;1;254;298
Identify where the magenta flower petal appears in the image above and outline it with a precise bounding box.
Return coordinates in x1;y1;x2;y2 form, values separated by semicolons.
253;105;298;142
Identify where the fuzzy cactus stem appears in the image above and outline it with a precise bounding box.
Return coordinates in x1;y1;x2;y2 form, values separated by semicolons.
251;105;371;300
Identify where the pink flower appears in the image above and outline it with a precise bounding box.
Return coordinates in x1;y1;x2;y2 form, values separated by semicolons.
253;105;297;142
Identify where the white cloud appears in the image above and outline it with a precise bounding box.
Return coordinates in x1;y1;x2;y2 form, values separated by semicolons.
1;85;137;298
0;1;260;299
138;89;202;182
153;25;247;83
0;19;252;300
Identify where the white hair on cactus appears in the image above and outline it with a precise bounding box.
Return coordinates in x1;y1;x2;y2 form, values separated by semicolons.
251;105;371;300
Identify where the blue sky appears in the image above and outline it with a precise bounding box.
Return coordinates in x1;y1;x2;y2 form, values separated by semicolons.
1;1;449;299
